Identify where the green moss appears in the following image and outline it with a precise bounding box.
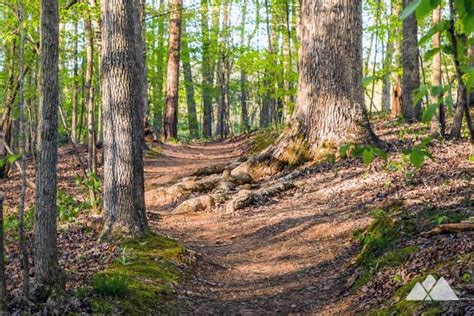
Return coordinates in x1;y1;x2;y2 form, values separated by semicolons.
92;234;185;315
250;129;280;154
145;146;163;158
351;208;420;292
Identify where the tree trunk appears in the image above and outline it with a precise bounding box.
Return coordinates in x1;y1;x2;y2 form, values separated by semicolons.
402;0;422;122
430;6;444;136
100;0;149;240
71;20;79;144
449;0;474;141
469;45;474;107
260;0;377;167
85;14;98;209
163;0;183;141
0;194;5;311
216;0;231;139
34;0;63;297
240;0;250;133
153;0;166;133
136;0;149;125
201;0;213;138
181;24;199;139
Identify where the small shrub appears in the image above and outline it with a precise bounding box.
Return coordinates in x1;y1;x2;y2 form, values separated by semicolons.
93;274;128;298
57;191;88;222
354;210;399;266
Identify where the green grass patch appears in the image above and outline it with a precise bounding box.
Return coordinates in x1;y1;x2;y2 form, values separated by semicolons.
352;209;419;292
92;234;185;314
250;128;281;154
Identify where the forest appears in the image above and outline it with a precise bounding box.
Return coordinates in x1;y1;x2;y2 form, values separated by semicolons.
0;0;472;314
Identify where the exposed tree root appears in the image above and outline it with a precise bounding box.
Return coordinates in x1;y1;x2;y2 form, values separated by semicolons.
420;223;474;237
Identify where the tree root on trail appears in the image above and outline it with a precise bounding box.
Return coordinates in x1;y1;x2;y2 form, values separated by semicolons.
420;223;474;237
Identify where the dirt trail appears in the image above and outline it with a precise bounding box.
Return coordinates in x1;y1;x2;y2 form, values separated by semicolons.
143;138;379;314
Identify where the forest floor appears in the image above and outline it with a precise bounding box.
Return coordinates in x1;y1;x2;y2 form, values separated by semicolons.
143;120;473;314
0;118;473;314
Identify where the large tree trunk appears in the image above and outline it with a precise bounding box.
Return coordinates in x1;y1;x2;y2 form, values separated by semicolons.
136;0;149;125
181;24;199;139
402;0;422;122
100;0;148;240
259;0;377;167
430;6;444;136
163;0;183;141
201;0;213;138
34;0;63;297
153;0;167;133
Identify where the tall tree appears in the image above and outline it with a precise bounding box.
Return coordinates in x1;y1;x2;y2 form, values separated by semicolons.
85;10;98;206
34;0;63;297
71;21;79;144
240;0;250;133
152;0;167;133
100;0;148;239
163;0;183;141
258;0;377;167
430;5;444;136
181;23;199;139
201;0;213;138
401;0;422;122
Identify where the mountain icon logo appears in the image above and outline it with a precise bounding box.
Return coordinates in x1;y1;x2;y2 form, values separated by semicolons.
406;275;459;301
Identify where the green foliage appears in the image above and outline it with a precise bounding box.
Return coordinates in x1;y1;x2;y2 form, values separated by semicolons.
0;153;21;169
93;275;128;298
57;190;89;223
403;137;434;169
354;210;400;266
250;128;281;154
75;172;102;209
92;234;184;314
339;144;387;166
4;207;34;236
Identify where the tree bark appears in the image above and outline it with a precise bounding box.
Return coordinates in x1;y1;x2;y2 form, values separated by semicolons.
181;23;200;139
449;0;474;141
152;0;167;133
201;0;213;138
240;0;250;133
163;0;183;141
260;0;377;166
100;0;149;240
430;6;444;136
402;0;422;122
85;13;98;209
34;0;63;297
0;194;5;311
71;20;79;143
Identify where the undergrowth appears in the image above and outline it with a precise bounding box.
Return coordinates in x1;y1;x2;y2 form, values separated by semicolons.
250;128;281;154
91;234;185;314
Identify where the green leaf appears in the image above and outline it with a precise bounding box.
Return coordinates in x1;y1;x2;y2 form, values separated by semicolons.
401;0;423;20
413;85;428;105
362;148;375;165
468;155;474;162
362;76;379;88
419;20;449;45
410;148;426;168
430;85;444;97
422;103;439;123
416;0;436;19
462;14;474;34
339;144;350;158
